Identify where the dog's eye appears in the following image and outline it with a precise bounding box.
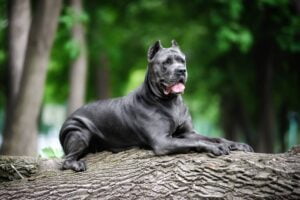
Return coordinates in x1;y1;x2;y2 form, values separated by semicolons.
163;58;172;65
176;57;185;64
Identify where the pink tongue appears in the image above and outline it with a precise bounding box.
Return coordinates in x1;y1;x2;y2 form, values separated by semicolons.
170;83;185;93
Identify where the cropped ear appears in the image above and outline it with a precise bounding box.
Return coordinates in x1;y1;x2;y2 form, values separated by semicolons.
148;40;163;62
171;40;179;48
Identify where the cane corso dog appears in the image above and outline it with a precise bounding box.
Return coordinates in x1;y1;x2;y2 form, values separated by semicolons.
59;40;253;172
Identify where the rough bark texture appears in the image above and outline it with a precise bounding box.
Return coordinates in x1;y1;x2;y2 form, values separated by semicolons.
1;0;31;154
67;0;88;116
1;0;62;156
0;148;300;199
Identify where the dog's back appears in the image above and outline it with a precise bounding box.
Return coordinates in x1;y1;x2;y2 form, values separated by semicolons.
59;87;151;155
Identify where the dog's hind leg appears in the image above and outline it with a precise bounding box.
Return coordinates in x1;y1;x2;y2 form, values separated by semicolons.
61;129;92;172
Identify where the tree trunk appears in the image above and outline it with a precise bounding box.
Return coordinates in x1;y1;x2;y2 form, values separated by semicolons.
6;0;30;115
220;93;238;142
0;148;300;199
67;0;88;116
96;54;111;99
1;0;62;156
220;93;253;146
257;48;276;153
254;8;277;153
1;0;31;154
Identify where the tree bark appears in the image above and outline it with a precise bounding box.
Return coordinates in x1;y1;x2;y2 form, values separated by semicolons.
0;148;299;199
1;0;62;156
1;0;31;154
67;0;88;116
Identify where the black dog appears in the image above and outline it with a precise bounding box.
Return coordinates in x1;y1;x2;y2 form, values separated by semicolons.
59;40;253;172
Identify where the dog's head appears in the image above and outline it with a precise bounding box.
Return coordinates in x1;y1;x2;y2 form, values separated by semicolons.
147;40;187;98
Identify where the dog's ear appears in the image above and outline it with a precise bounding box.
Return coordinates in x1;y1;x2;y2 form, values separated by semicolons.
171;40;179;48
148;40;162;62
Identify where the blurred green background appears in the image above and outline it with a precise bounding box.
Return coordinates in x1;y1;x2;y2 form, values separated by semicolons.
0;0;300;156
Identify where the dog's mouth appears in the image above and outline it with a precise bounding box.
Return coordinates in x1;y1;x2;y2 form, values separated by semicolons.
161;79;186;95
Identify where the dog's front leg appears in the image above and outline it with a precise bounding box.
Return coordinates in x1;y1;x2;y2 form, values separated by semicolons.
182;132;253;152
150;136;230;156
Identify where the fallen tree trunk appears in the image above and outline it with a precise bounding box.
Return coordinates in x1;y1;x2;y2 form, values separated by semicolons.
0;147;300;199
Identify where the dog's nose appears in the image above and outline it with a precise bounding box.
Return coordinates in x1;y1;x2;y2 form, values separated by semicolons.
175;68;186;75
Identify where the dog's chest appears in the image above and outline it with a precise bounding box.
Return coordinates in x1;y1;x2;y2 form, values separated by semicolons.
162;104;186;132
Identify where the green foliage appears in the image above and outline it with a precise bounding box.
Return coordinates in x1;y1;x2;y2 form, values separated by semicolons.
277;16;300;52
0;48;5;64
41;147;64;158
217;25;253;53
64;39;81;59
125;68;146;94
60;7;89;29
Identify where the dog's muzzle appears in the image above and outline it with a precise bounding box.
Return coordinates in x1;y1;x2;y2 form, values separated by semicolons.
162;75;186;95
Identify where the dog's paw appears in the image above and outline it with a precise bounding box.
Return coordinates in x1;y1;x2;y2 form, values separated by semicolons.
215;143;230;155
229;142;254;152
204;144;230;156
62;160;87;172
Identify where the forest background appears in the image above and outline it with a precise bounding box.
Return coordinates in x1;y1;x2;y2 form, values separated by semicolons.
0;0;299;156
